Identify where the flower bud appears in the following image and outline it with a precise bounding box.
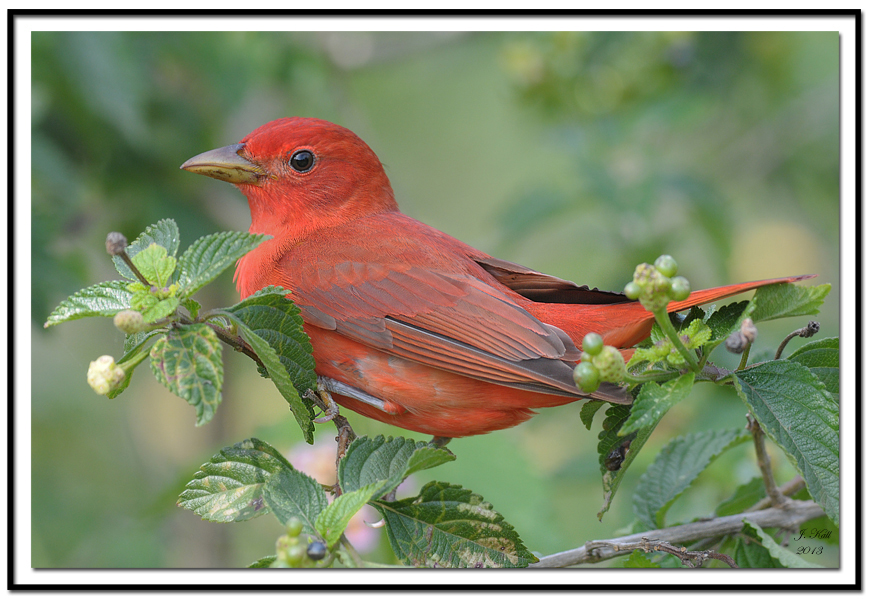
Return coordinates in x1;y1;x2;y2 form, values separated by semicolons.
86;355;125;395
113;310;146;334
739;318;757;344
105;232;128;256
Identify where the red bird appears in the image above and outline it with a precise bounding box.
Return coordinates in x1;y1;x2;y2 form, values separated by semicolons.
182;117;806;438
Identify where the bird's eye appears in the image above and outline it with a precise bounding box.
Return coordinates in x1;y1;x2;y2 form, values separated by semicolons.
289;150;315;173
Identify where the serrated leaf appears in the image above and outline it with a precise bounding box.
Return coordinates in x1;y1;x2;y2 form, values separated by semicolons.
248;555;277;568
788;337;839;399
131;243;176;287
178;438;293;523
338;436;455;498
715;477;766;517
624;549;661;568
180;297;202;319
633;429;751;529
140;296;179;323
734;361;839;525
374;481;537;568
620;373;694;436
741;520;822;568
113;219;180;281
750;283;831;323
149;323;223;426
597;400;656;520
316;481;382;548
223;294;316;442
262;468;329;536
44;280;132;327
704;300;753;344
580;400;605;430
177;231;268;296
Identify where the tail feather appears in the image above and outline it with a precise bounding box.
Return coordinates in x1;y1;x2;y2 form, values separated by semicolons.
592;274;815;349
665;274;816;314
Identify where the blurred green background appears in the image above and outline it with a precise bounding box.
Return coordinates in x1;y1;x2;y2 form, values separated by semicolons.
32;30;839;568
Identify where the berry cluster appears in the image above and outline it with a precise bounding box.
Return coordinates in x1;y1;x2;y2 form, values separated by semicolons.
623;255;691;312
572;333;627;393
274;517;329;568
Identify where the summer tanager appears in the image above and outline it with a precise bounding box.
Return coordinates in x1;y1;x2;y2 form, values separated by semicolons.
181;117;809;437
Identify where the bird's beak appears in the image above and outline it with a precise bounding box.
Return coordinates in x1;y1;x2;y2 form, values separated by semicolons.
180;143;265;185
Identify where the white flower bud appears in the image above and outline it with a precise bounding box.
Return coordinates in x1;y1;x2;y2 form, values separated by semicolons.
87;355;125;396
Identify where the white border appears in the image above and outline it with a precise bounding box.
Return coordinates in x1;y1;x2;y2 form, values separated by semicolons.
10;12;859;590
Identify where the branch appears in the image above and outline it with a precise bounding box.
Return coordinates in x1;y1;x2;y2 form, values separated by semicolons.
584;537;737;568
530;500;824;568
748;415;788;507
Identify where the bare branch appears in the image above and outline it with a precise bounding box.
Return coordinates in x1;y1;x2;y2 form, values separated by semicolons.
585;537;738;568
530;500;824;568
747;415;789;507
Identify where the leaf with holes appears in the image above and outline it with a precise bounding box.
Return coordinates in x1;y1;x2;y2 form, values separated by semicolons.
178;438;293;523
374;481;537;568
149;323;223;426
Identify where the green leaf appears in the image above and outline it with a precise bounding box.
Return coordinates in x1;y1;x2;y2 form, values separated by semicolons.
715;477;766;517
180;297;202;319
316;482;382;548
44;280;132;327
731;532;781;568
262;468;329;537
788;337;839;399
734;361;839;525
623;549;661;568
177;231;268;296
113;219;180;281
597;400;656;520
579;400;605;430
149;323;223;426
633;429;751;529
620;373;694;436
750;283;831;323
138;295;179;324
131;243;176;287
704;300;753;345
248;555;277;568
178;438;293;523
338;435;456;498
374;481;537;568
741;520;822;568
223;293;316;442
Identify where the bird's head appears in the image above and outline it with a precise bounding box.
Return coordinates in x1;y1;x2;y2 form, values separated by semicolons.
181;117;398;237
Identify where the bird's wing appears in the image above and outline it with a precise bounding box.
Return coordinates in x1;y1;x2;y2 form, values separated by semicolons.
280;229;628;404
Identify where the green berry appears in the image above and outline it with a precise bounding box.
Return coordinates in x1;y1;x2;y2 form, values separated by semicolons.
285;544;307;567
286;517;304;538
592;346;627;383
579;351;593;363
654;255;678;278
624;281;642;300
582;333;604;356
573;361;600;393
669;276;691;301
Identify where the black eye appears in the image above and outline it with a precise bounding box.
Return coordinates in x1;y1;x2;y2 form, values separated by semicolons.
289;150;315;173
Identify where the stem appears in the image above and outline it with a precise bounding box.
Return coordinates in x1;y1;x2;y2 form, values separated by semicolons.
737;342;752;371
775;321;821;359
747;416;788;507
340;534;364;568
654;309;700;372
624;370;687;385
117;250;153;287
530;500;823;567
